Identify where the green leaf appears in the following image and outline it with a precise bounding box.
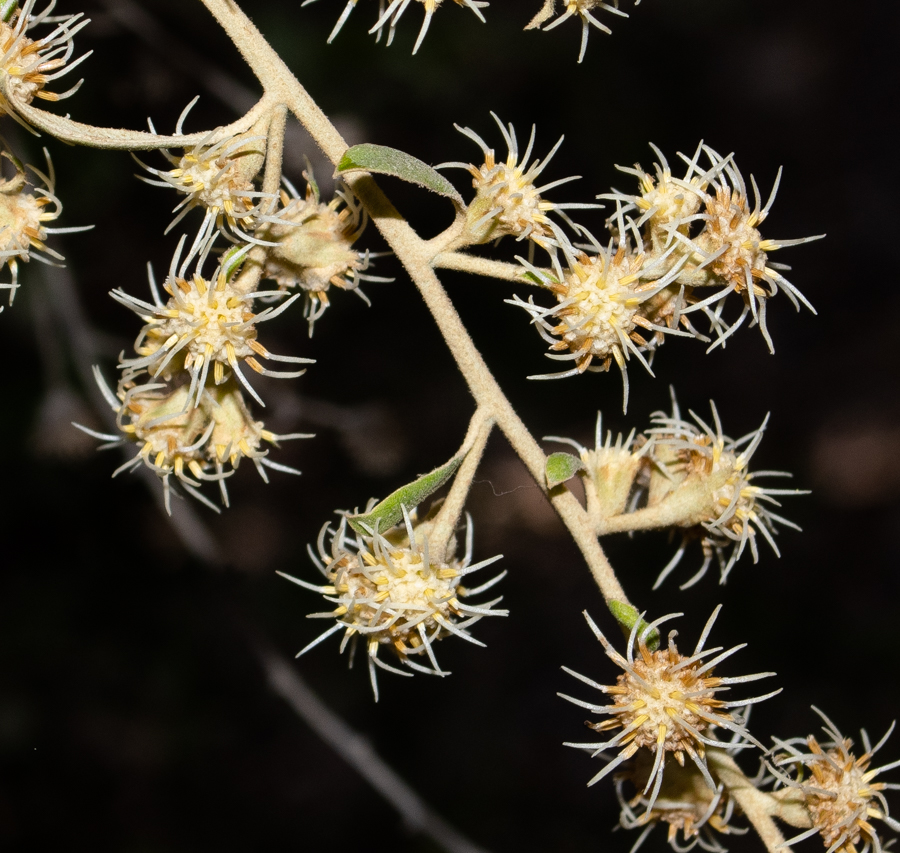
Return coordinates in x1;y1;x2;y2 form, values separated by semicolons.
347;455;463;537
1;2;17;24
608;601;660;652
220;245;251;280
545;452;586;489
337;144;463;207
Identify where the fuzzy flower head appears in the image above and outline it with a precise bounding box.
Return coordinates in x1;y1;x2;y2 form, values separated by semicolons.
0;0;90;126
112;238;313;409
602;142;715;255
441;113;593;252
279;507;506;700
139;114;270;246
0;148;69;301
644;396;805;588
259;173;385;333
79;370;310;513
508;216;690;410
617;756;744;853
773;708;900;853
561;607;778;814
680;147;823;353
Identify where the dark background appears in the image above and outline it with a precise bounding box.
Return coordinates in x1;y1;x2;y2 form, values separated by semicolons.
2;0;899;850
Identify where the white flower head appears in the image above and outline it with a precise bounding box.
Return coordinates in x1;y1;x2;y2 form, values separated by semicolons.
111;236;313;410
644;394;806;588
0;0;91;127
279;507;506;700
259;172;389;334
772;708;900;853
561;607;778;815
439;113;598;254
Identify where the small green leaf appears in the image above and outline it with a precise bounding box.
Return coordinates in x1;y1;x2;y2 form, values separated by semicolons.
608;601;660;652
220;244;251;280
1;1;18;24
545;452;586;489
337;144;463;207
347;455;463;536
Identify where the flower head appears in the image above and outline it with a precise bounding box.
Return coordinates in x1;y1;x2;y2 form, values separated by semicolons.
0;148;71;302
111;237;313;409
259;173;386;334
366;0;488;54
0;0;90;127
546;412;646;519
78;370;312;513
279;507;506;700
616;756;744;853
561;607;778;814
440;113;593;252
508;215;690;410
138;118;270;247
773;708;900;853
643;395;806;587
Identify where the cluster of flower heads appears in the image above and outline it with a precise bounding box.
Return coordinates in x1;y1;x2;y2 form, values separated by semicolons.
80;239;315;512
494;140;822;409
547;393;806;587
560;607;778;836
771;709;900;853
137;107;380;334
279;505;506;699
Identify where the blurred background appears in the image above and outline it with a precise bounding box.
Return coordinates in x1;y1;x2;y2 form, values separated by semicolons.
2;0;899;850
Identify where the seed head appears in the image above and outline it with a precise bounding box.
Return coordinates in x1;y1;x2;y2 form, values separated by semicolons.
561;607;778;813
773;708;900;853
0;0;90;127
279;508;506;700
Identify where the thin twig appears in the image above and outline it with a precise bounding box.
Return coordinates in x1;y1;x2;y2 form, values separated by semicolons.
433;251;541;284
429;408;494;562
260;648;493;853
